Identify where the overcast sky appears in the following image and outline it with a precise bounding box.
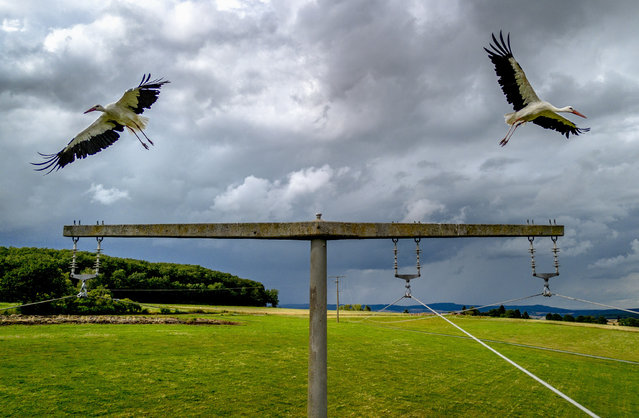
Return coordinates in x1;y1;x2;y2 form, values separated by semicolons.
2;0;639;309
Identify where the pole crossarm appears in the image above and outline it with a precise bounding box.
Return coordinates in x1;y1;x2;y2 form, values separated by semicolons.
63;221;563;240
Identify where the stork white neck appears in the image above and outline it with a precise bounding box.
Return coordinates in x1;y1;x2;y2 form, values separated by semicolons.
84;104;106;114
554;105;587;118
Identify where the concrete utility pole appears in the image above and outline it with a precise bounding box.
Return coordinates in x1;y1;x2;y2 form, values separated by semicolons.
329;275;345;323
64;215;563;418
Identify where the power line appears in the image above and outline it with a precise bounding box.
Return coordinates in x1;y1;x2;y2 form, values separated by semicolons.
441;293;543;316
346;292;544;324
366;324;639;365
410;295;600;418
1;295;77;311
99;295;169;311
552;293;639;316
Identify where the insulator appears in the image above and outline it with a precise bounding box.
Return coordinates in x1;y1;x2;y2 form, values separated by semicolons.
393;239;398;269
393;238;421;279
70;237;79;275
552;240;560;274
94;237;103;275
415;241;421;275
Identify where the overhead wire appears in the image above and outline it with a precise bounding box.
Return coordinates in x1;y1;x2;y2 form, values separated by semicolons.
440;292;544;316
345;290;545;324
366;323;639;365
343;294;407;323
1;295;77;311
98;295;171;312
552;293;639;316
410;294;601;418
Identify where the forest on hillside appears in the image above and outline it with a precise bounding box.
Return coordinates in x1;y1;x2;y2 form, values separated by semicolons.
0;247;278;310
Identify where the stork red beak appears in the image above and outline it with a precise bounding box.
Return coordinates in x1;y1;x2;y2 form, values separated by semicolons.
572;109;587;118
84;107;96;114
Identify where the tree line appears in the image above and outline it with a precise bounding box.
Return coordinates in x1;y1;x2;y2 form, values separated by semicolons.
461;305;531;319
339;304;371;311
460;305;639;327
619;317;639;327
0;247;279;312
545;312;608;324
545;312;639;327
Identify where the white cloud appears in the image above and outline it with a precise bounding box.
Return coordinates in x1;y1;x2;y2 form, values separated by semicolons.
87;183;130;205
402;198;445;222
43;14;127;62
2;18;24;32
164;2;216;42
562;239;593;257
213;175;273;211
284;165;333;199
212;165;336;220
590;239;639;269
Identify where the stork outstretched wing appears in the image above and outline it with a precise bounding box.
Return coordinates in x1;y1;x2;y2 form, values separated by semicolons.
484;31;539;111
116;74;169;115
33;115;125;174
533;112;591;138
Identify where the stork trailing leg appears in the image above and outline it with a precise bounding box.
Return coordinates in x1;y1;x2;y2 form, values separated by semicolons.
131;121;154;146
500;119;525;147
127;127;150;150
139;130;154;146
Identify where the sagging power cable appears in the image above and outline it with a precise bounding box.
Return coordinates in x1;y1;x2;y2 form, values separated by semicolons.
552;293;639;316
410;294;600;418
1;295;77;311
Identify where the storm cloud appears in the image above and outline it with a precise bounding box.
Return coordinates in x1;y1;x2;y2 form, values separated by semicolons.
2;0;639;308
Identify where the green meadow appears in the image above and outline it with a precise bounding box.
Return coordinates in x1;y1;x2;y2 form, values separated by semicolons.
1;308;638;416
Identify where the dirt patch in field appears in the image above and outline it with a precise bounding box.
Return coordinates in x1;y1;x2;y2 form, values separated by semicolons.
0;315;238;326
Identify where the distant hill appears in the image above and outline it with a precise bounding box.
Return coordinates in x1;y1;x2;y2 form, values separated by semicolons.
281;303;639;319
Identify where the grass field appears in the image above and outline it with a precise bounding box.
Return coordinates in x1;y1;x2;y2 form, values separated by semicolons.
1;308;638;416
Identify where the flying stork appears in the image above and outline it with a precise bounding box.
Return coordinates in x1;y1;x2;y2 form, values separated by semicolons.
33;74;170;174
484;31;589;146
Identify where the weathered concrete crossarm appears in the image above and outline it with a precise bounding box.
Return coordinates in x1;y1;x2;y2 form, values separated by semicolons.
63;221;563;240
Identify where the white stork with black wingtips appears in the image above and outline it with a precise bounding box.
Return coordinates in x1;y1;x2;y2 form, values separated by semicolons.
484;31;590;146
32;74;170;174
